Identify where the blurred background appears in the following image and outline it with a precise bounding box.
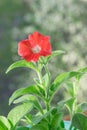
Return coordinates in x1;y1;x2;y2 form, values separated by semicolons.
0;0;87;115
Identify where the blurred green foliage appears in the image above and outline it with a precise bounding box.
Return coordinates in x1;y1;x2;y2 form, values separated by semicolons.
0;0;87;115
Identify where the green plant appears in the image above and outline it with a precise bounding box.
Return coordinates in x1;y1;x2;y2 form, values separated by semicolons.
0;32;87;130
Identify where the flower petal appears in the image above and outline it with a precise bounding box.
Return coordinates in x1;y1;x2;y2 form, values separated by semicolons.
18;39;32;57
39;36;52;56
24;53;40;62
29;32;44;47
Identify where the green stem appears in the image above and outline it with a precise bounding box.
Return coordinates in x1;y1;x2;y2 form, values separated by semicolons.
46;100;51;130
72;82;77;116
44;65;51;100
69;81;78;125
37;63;44;88
37;71;43;85
37;62;51;129
46;100;50;111
44;65;51;129
44;64;51;83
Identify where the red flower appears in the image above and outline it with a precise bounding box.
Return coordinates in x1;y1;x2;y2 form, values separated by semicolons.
18;32;52;62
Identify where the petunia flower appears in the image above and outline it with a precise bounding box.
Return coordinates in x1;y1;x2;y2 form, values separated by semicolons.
18;32;52;62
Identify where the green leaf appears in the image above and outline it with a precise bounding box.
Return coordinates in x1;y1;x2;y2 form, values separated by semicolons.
7;103;33;126
13;94;43;114
51;112;63;129
46;50;65;62
39;119;48;128
0;116;11;129
56;98;75;117
6;60;38;73
43;73;50;88
72;113;87;130
41;50;65;64
50;71;80;96
60;121;65;129
65;98;75;114
0;116;11;130
76;67;87;80
65;82;75;97
9;85;41;105
51;50;65;56
13;94;32;104
54;71;80;89
0;122;8;130
51;101;66;115
16;126;29;130
24;114;33;126
30;124;48;130
31;109;52;125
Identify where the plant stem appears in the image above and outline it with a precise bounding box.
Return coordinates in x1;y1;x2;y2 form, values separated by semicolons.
46;100;51;130
37;63;44;88
37;71;43;85
37;62;51;129
72;82;77;116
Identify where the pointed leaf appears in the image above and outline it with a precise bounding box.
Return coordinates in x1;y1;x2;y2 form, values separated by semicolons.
9;85;41;105
13;95;43;114
16;126;29;130
0;121;8;130
31;109;52;125
7;103;33;126
51;112;63;129
52;50;65;56
43;73;50;88
40;50;65;64
54;71;80;89
72;113;87;130
65;98;75;114
0;116;11;130
30;124;48;130
50;71;80;101
6;60;38;73
65;82;75;97
57;98;75;116
76;67;87;80
51;71;80;93
46;50;65;62
41;50;65;64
